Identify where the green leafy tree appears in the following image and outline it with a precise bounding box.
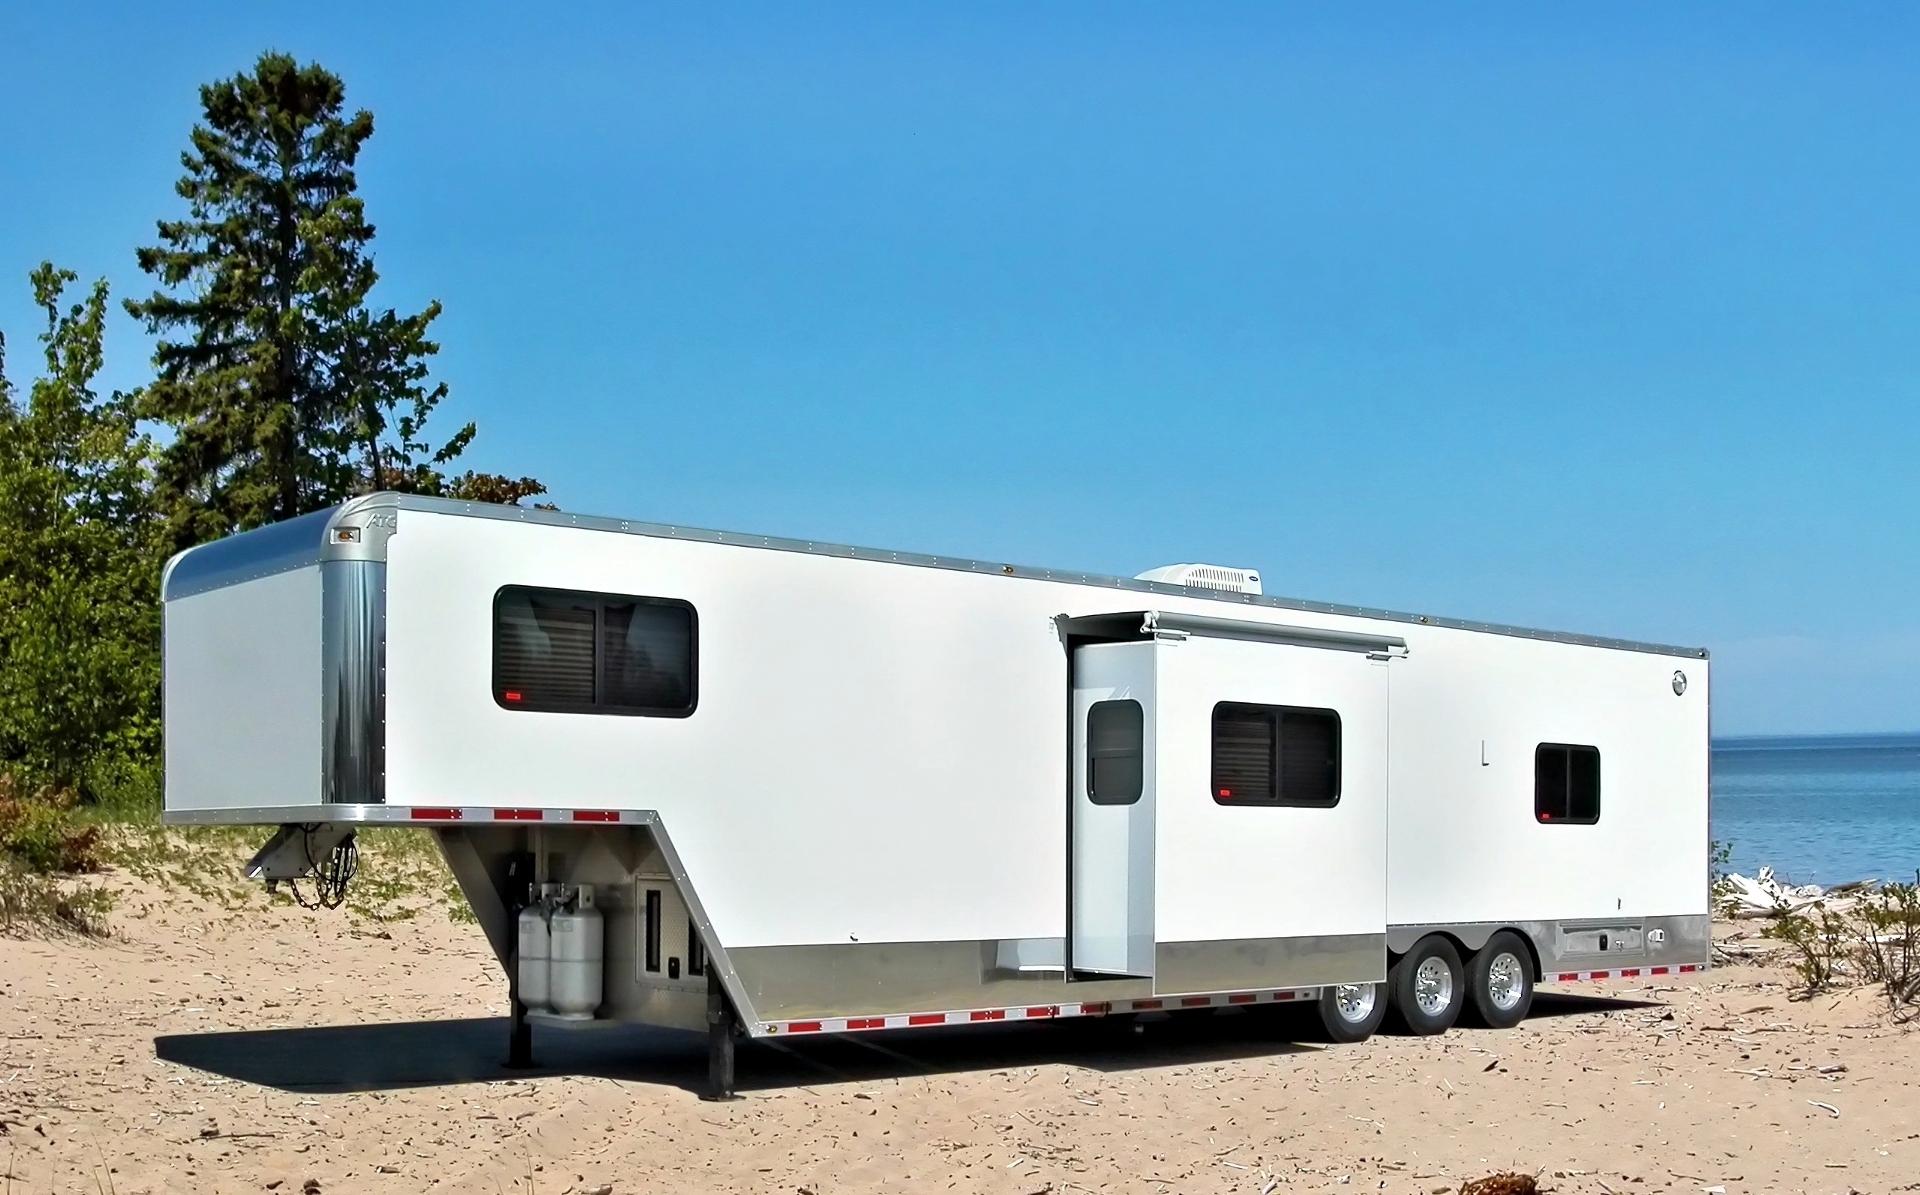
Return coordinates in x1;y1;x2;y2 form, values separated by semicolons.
127;51;542;548
0;266;165;804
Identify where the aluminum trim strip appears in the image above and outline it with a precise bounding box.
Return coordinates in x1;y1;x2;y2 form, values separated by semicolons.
760;986;1323;1037
160;804;651;826
1544;964;1706;982
160;507;336;601
1155;933;1387;993
1385;915;1712;977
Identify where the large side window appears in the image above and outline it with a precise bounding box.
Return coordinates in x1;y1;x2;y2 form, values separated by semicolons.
1087;699;1144;805
1210;702;1341;807
1535;743;1600;824
494;586;697;717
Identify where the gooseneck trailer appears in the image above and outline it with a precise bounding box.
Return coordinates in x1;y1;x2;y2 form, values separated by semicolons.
162;494;1710;1097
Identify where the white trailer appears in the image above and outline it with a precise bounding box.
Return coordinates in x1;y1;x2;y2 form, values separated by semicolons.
162;494;1710;1096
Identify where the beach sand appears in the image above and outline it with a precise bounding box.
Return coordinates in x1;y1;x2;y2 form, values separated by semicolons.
1;864;1915;1194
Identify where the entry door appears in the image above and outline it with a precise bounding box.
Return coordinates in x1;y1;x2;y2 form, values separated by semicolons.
1070;641;1158;976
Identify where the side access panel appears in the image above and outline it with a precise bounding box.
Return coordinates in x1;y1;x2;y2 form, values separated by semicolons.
1151;635;1391;994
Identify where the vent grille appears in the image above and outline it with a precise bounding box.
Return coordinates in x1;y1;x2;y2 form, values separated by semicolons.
1133;563;1262;595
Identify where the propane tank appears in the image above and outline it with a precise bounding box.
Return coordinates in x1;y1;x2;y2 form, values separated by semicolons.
549;885;604;1020
515;884;557;1014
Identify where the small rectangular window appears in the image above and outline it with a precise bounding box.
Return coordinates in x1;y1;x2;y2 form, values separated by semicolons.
1211;703;1341;807
1087;699;1145;805
494;586;696;716
644;889;663;973
1535;743;1601;824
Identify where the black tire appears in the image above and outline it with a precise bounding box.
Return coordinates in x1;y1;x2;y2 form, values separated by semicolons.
1386;935;1466;1035
1465;931;1535;1029
1314;981;1386;1043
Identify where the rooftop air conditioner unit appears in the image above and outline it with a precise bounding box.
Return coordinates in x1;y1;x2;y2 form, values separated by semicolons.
1133;563;1262;595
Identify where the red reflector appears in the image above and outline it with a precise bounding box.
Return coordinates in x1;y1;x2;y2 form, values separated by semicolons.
1079;1002;1110;1016
1228;993;1256;1004
1651;966;1669;975
1559;973;1579;982
1182;997;1211;1008
571;810;620;822
907;1014;945;1026
503;691;522;702
1218;789;1232;798
495;809;543;821
787;1021;822;1034
411;807;462;821
1591;970;1610;979
1132;999;1163;1011
847;1017;886;1030
1622;968;1640;977
969;1009;1005;1021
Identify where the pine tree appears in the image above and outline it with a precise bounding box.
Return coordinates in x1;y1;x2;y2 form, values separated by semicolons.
127;52;541;548
0;266;165;800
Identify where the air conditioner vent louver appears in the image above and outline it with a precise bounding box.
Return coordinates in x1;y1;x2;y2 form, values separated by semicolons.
1133;563;1262;595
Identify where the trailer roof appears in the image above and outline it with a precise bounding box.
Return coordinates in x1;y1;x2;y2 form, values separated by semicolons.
162;492;1709;660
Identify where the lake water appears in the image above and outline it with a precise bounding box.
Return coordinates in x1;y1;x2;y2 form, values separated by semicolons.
1712;733;1920;886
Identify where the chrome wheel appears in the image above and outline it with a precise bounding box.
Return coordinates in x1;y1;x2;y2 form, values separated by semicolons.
1332;983;1377;1023
1485;951;1526;1012
1412;956;1455;1017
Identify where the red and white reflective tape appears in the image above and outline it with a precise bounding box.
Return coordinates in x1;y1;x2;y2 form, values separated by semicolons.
761;987;1321;1036
404;807;639;824
1545;963;1705;983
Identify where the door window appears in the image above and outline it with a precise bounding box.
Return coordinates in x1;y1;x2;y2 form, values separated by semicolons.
1087;699;1145;805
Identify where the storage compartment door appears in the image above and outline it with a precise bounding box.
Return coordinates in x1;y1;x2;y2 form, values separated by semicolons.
1070;641;1157;977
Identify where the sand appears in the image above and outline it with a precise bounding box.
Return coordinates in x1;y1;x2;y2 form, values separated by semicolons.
1;864;1916;1195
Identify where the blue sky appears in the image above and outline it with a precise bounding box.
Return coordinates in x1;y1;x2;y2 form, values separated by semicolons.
3;4;1917;735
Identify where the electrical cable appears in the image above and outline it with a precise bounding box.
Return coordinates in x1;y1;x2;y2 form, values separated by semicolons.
285;827;358;910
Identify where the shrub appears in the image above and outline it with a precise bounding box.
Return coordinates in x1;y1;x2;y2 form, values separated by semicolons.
0;858;114;936
0;775;102;873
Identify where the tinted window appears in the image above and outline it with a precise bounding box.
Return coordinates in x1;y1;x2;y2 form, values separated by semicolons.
1535;743;1600;824
1087;699;1145;805
494;586;697;716
1211;703;1341;807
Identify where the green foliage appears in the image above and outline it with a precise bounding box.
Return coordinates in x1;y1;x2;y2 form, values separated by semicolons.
0;53;548;893
0;858;115;937
1851;876;1920;1019
1762;903;1848;993
126;51;541;547
0;265;165;803
0;777;101;873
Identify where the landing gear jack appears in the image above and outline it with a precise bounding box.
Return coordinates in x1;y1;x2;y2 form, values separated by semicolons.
505;995;535;1069
704;970;739;1101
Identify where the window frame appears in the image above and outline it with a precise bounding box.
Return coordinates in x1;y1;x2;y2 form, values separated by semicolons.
1534;742;1601;825
1086;698;1146;806
491;585;699;718
1209;701;1343;808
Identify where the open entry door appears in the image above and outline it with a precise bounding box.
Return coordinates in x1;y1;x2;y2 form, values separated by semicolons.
1071;641;1158;976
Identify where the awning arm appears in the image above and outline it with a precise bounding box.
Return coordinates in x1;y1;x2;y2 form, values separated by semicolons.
1059;610;1408;658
